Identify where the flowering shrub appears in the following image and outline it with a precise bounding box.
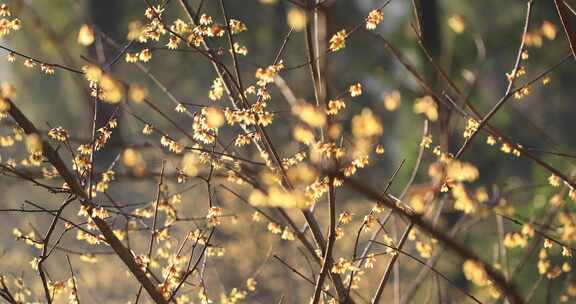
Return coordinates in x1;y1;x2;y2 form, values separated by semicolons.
0;0;575;303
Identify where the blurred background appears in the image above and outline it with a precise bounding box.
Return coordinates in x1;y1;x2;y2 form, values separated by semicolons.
0;0;575;303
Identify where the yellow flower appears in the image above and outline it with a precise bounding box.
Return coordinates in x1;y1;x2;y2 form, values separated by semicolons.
338;211;354;225
420;135;432;148
25;133;42;154
77;24;95;46
6;52;15;62
232;42;248;56
452;183;476;214
503;232;528;248
0;82;14;98
366;9;384;30
331;258;356;274
287;164;317;185
541;21;557;40
40;64;54;75
524;32;543;48
0;7;21;39
501;142;511;154
250;187;308;209
100;74;124;103
175;104;187;113
23;59;35;68
383;90;401;111
329;30;346;52
0;4;10;17
352;108;383;138
486;135;497;146
0;97;10;112
349;83;362;97
139;48;152;62
126;21;144;41
144;5;164;20
125;53;138;63
463;259;489;286
447;15;466;34
255;62;284;86
229;19;247;34
413;95;438;121
204;107;225;129
548;174;561;187
166;35;180;49
327;98;346;115
287;8;307;31
463;118;479;139
521;224;535;238
292;102;326;128
181;152;200;177
209;78;225;101
48;127;69;142
129;83;148;103
122;148;142;167
293;125;315;145
246;278;257;292
562;246;572;257
83;64;102;82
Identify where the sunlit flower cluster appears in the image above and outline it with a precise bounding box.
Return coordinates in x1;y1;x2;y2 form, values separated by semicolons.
0;2;573;304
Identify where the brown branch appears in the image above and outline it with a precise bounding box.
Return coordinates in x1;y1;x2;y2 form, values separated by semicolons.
368;241;482;304
555;0;576;59
66;255;81;304
175;1;352;298
311;176;336;303
373;29;575;189
6;98;168;304
135;161;165;302
455;0;534;157
339;174;524;304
